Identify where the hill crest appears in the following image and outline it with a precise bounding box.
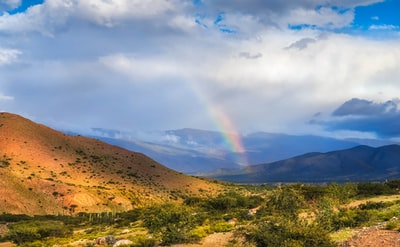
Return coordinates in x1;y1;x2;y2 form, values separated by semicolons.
0;112;222;215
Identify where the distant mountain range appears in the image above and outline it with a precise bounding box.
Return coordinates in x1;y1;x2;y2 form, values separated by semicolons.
211;145;400;183
86;128;398;174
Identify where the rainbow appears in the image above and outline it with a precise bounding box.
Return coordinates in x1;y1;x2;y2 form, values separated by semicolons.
209;107;249;166
191;84;248;166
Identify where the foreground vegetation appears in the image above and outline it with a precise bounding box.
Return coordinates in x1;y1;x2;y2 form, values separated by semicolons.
1;181;400;246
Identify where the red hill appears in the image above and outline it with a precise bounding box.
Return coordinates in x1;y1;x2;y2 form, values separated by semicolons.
0;112;222;215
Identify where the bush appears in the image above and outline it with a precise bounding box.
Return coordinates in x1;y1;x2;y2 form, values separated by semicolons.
210;222;234;233
129;234;158;247
0;213;31;222
247;217;334;247
356;182;394;197
332;209;372;229
265;186;304;220
142;203;201;245
7;220;72;244
358;201;387;210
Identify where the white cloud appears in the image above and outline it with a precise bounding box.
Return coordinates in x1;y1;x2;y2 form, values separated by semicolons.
0;0;181;35
98;54;188;81
282;7;354;29
0;0;398;137
0;94;14;101
0;0;21;11
74;0;177;27
369;24;398;30
0;48;21;65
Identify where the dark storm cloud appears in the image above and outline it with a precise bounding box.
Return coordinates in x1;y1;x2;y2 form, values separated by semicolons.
333;98;398;116
238;52;262;59
286;38;316;50
317;98;400;138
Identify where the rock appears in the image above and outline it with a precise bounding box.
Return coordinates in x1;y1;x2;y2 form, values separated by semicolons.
113;239;134;246
95;235;116;245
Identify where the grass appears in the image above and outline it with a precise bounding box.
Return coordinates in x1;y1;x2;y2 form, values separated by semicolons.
330;228;358;243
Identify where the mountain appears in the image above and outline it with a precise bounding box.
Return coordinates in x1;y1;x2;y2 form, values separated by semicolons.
87;128;377;174
242;132;363;164
212;145;400;183
0;113;222;215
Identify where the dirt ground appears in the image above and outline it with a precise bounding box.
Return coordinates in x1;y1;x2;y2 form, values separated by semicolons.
170;232;235;247
341;227;400;247
0;242;15;247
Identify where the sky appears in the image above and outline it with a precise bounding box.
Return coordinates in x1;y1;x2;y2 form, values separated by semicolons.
0;0;399;140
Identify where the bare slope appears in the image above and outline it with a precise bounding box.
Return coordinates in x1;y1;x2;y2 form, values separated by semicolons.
0;112;222;215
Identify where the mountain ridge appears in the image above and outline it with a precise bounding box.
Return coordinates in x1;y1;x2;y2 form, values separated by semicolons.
211;144;400;183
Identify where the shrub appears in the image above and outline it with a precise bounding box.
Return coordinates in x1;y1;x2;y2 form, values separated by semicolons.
356;182;394;197
7;220;72;244
332;209;372;229
142;203;201;245
247;217;334;247
210;222;234;233
265;186;304;220
358;201;386;210
129;234;157;247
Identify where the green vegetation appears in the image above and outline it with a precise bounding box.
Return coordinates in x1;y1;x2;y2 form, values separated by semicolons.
0;154;12;168
1;181;400;246
7;220;72;245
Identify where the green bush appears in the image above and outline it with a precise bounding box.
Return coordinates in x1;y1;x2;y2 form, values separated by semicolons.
142;203;202;245
332;209;372;230
247;217;334;247
211;221;234;233
356;182;394;197
358;201;387;210
264;186;305;220
0;213;31;222
129;234;158;247
7;220;72;244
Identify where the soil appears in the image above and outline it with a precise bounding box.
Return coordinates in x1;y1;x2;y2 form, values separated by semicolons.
170;232;234;247
341;227;400;247
0;242;15;247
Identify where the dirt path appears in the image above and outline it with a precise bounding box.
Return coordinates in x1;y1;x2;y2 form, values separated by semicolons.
342;228;400;247
170;232;234;247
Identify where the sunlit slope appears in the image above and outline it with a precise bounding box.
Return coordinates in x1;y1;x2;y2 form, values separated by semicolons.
0;112;222;215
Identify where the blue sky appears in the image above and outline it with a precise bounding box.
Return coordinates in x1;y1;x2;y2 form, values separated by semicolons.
0;0;399;140
354;0;400;29
6;0;44;14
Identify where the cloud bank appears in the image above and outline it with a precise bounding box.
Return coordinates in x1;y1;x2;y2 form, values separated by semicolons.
0;0;399;139
314;98;400;138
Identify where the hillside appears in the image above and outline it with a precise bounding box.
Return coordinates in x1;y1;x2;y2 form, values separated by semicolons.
212;145;400;183
0;112;222;215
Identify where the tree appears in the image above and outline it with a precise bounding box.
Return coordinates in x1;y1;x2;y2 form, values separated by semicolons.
7;220;71;244
247;217;335;247
142;203;201;245
265;186;304;220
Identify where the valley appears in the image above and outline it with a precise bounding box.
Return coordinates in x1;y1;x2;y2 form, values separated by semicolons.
1;112;400;246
